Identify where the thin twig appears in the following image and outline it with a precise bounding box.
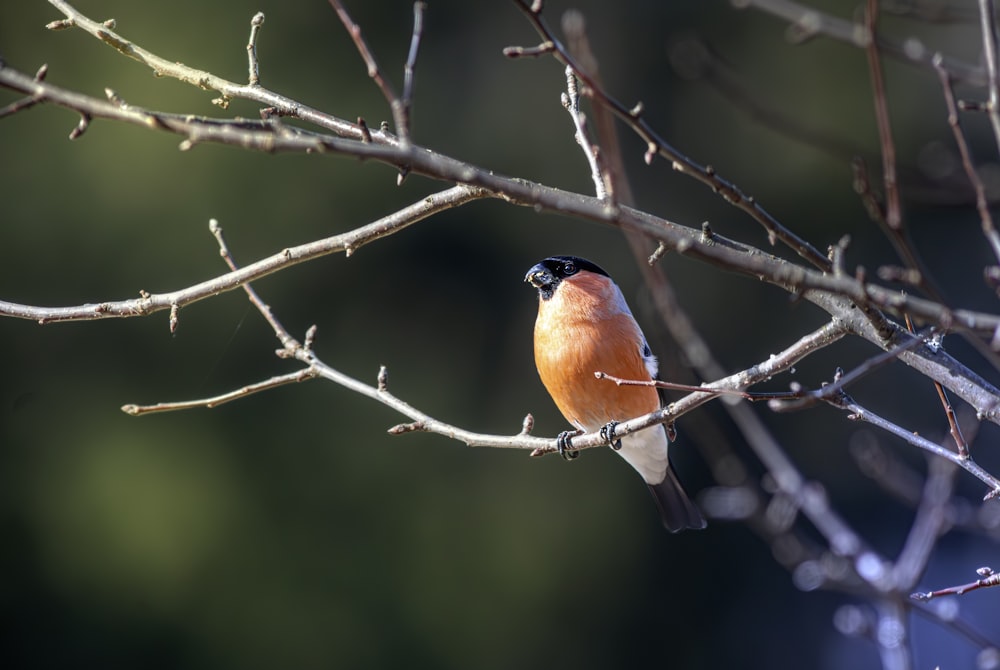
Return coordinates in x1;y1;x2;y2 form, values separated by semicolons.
912;566;1000;601
933;54;1000;266
561;66;608;199
769;330;929;411
122;368;320;415
328;0;409;143
401;1;427;135
246;12;265;87
906;313;969;457
828;393;1000;497
976;0;1000;155
209;218;298;352
0;179;484;325
864;0;902;231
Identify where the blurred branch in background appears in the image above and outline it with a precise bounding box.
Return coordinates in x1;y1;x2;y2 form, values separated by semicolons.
4;1;1000;669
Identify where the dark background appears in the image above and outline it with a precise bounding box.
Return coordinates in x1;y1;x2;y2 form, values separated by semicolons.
2;1;999;668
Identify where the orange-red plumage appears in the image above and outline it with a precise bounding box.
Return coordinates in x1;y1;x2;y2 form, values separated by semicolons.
533;271;659;430
526;256;705;532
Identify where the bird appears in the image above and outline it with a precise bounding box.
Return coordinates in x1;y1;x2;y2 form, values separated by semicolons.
525;255;705;532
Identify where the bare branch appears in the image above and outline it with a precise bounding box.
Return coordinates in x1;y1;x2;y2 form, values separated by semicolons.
975;0;1000;154
826;393;1000;497
327;0;410;143
246;12;265;87
864;0;903;231
45;0;386;141
933;55;1000;267
0;181;486;324
509;0;832;271
401;2;427;131
122;368;320;415
560;67;608;199
912;566;1000;602
768;330;928;412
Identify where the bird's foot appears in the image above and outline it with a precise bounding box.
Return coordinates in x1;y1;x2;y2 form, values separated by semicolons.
556;430;581;460
601;421;622;450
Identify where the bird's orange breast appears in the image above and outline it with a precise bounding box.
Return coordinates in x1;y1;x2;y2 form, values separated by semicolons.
533;273;659;430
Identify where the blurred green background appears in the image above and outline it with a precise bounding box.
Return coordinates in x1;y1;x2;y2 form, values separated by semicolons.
3;1;1000;668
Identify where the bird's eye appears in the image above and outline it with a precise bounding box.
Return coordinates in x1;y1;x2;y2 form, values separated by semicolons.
562;261;577;275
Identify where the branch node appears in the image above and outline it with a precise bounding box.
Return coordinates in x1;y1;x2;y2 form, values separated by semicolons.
828;234;850;277
520;413;535;435
648;242;668;265
303;324;318;351
68;113;90;140
644;143;657;165
247;12;265;87
388;421;425;435
46;18;75;31
502;41;556;59
701;221;714;243
104;87;125;107
357;117;372;143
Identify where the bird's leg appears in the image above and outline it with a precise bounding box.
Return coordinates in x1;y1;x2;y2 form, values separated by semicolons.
556;429;582;460
600;421;622;450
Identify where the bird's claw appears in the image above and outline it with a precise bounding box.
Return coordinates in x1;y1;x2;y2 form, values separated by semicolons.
556;430;580;460
601;421;622;450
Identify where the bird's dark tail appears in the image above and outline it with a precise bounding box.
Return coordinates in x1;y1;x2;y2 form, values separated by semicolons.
648;465;706;532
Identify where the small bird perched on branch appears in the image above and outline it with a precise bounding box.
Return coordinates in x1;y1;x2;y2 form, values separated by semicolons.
525;255;705;532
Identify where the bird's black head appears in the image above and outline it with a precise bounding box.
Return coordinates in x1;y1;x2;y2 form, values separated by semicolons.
525;255;609;300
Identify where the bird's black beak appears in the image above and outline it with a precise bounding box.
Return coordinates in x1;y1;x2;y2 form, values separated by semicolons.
525;263;558;301
525;264;552;289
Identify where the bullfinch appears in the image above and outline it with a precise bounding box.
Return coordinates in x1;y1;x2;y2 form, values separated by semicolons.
525;255;706;532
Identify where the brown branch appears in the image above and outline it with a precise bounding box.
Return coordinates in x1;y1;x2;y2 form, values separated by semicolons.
864;0;903;231
768;329;929;411
933;55;1000;267
912;566;1000;602
401;1;427;135
328;0;411;144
